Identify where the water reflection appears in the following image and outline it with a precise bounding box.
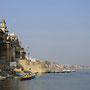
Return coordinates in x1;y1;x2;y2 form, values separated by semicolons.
0;80;20;90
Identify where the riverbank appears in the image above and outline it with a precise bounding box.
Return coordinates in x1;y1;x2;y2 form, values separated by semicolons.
0;70;90;90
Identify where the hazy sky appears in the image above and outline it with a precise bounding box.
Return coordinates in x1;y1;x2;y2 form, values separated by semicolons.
0;0;90;65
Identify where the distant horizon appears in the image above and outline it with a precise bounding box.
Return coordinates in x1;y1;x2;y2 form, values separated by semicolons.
0;0;90;66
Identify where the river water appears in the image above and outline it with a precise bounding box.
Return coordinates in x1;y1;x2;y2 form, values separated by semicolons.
0;70;90;90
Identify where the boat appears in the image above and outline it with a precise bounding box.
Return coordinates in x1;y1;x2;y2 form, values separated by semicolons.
60;70;66;73
31;74;35;79
14;74;25;80
15;76;21;80
60;69;71;73
0;76;6;81
20;75;31;80
15;72;36;80
66;70;71;73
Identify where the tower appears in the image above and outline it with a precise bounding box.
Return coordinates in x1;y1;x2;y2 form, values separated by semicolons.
0;18;7;32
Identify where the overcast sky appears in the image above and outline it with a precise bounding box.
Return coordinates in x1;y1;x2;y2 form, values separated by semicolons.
0;0;90;65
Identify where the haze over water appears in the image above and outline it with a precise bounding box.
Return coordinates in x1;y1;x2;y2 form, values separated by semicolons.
0;70;90;90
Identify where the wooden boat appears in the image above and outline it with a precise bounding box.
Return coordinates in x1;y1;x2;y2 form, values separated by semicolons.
0;76;6;81
20;75;31;80
31;74;35;79
15;76;20;80
15;73;36;80
14;74;25;80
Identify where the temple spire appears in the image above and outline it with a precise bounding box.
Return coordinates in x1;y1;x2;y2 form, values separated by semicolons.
0;18;7;32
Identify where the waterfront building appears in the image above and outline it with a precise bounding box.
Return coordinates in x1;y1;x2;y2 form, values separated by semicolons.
0;18;25;69
0;19;10;61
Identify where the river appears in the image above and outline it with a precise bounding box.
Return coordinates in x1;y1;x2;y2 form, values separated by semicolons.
0;70;90;90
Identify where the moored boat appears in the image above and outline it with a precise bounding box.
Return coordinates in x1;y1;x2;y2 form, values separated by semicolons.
20;75;31;80
0;76;6;81
14;74;25;80
14;72;36;81
60;69;72;73
15;76;21;80
31;74;35;79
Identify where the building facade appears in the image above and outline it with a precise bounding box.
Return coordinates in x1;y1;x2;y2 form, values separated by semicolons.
0;19;25;68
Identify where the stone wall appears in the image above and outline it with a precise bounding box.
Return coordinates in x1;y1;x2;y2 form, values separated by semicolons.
18;59;48;74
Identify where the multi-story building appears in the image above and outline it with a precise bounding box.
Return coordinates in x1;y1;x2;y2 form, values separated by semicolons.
0;19;25;68
0;19;9;61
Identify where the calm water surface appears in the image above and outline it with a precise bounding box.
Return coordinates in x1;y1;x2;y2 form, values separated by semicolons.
0;70;90;90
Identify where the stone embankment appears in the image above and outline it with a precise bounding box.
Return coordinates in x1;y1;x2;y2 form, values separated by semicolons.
16;59;75;74
18;59;48;74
